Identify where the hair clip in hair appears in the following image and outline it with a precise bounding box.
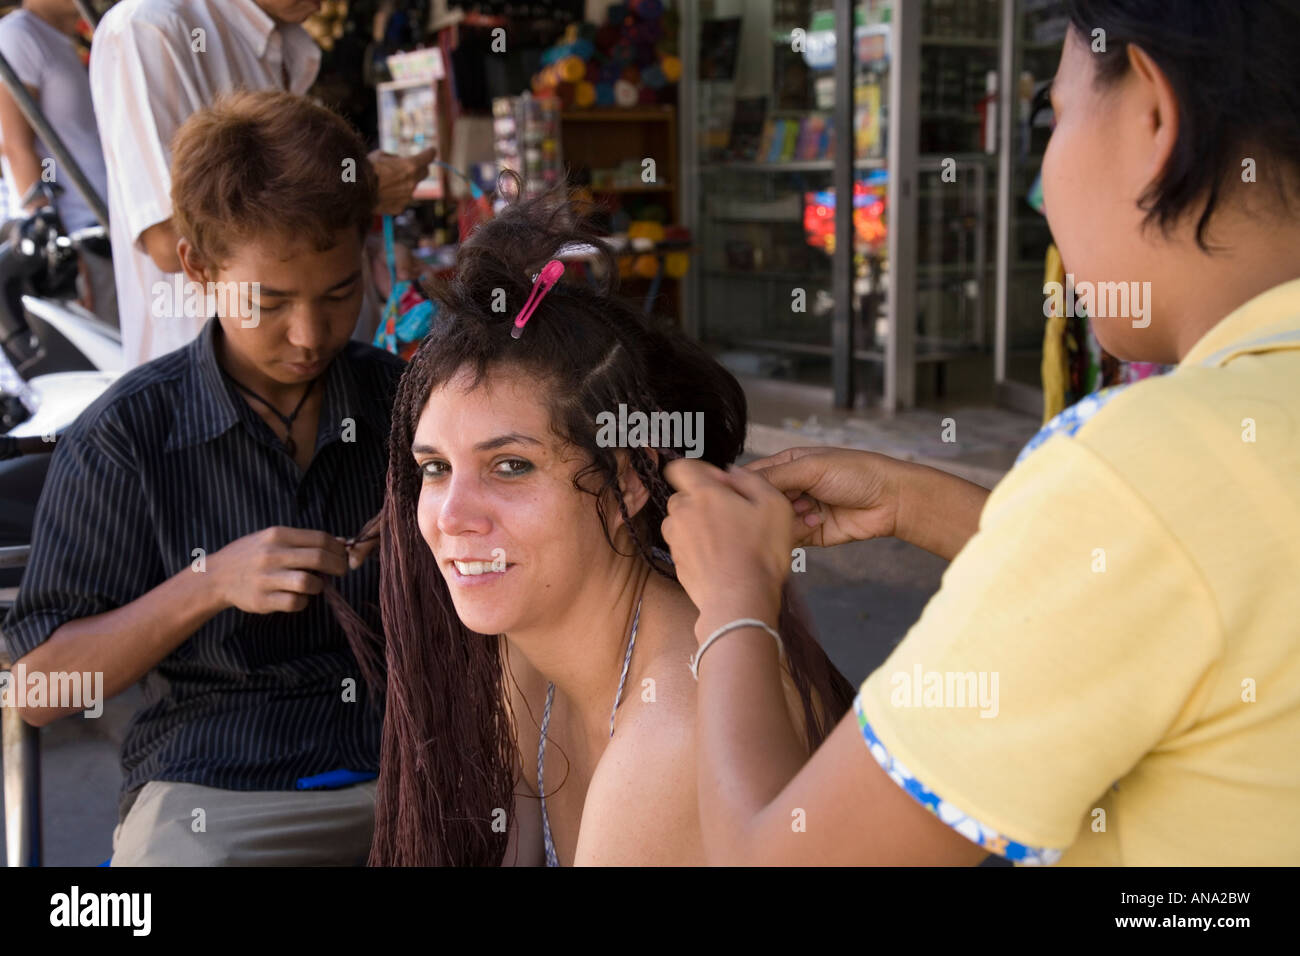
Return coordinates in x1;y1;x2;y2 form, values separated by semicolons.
510;259;565;339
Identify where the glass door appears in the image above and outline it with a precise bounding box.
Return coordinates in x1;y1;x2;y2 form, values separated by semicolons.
913;0;1002;403
686;0;1062;413
994;0;1067;414
864;0;1004;411
688;0;893;403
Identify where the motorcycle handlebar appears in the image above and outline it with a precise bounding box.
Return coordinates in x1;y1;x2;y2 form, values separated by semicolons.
67;225;108;247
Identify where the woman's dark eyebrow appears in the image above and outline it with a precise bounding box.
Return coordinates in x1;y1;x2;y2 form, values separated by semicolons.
411;433;543;456
475;433;544;451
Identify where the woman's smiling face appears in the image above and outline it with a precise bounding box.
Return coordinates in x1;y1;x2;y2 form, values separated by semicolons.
411;364;614;636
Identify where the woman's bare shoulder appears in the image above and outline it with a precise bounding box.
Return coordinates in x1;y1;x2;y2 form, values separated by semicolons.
575;692;702;864
629;577;704;717
574;577;814;863
571;582;703;864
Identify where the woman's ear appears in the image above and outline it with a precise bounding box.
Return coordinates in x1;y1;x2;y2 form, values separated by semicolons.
1125;42;1180;191
612;449;657;527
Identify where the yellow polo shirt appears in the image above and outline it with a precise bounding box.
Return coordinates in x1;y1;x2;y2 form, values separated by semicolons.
855;278;1300;865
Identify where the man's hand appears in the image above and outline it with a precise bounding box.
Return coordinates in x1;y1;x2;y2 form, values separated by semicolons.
210;527;349;614
14;526;351;725
338;532;379;570
662;460;791;641
369;146;438;215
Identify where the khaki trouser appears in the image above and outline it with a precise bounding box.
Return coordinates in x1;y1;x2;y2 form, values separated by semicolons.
110;779;377;866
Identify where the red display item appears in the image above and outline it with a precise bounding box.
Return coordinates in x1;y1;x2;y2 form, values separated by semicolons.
803;178;888;254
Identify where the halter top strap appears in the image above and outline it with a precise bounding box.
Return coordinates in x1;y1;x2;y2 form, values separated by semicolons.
538;596;642;868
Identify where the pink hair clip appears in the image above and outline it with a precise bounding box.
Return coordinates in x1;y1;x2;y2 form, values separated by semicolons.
510;259;566;339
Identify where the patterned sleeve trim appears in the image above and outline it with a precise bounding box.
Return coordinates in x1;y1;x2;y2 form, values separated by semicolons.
854;694;1064;865
1014;383;1130;467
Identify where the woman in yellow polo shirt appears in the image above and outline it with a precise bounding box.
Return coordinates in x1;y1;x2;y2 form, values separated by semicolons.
660;0;1300;865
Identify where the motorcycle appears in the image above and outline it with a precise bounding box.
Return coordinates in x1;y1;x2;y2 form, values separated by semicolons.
0;197;122;587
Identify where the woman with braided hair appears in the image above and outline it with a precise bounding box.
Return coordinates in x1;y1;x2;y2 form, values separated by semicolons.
361;175;853;866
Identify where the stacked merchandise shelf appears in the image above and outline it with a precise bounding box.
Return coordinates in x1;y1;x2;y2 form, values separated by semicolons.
492;92;563;199
377;48;448;201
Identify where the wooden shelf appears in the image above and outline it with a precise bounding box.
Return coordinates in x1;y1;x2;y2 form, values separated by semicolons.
561;107;675;123
560;106;682;322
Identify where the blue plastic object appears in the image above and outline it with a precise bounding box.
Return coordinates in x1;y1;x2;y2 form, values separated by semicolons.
295;769;379;791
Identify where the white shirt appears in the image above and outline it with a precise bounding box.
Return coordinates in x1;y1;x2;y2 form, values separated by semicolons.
89;0;320;367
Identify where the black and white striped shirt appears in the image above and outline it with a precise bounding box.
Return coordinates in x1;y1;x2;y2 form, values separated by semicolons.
3;319;401;816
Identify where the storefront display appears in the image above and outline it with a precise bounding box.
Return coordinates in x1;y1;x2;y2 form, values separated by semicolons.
692;0;894;389
377;49;446;200
685;0;1076;412
319;0;1070;412
492;92;563;199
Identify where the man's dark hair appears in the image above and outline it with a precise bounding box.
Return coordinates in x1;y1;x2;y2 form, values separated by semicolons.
1067;0;1300;250
170;90;379;267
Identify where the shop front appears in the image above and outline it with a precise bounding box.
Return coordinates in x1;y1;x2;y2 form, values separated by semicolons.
680;0;1070;415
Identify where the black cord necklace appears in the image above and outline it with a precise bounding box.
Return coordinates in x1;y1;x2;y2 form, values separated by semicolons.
227;374;318;458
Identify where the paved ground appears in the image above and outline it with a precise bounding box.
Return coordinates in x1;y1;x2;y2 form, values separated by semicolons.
742;373;1042;487
3;687;139;867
